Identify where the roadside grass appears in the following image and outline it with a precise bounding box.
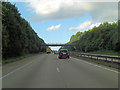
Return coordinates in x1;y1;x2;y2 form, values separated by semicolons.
0;60;1;65
73;50;120;56
2;52;45;64
87;50;120;56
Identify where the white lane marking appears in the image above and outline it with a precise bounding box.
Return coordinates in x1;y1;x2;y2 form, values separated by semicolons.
56;67;60;72
0;62;32;80
72;57;119;73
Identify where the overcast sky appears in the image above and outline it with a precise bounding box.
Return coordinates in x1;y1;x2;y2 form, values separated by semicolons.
10;0;118;50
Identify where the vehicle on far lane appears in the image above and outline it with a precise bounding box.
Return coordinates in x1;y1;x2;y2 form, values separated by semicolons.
54;51;58;54
58;49;69;59
46;47;51;54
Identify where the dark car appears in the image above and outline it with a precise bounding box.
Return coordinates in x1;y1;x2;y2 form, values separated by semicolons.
58;49;69;59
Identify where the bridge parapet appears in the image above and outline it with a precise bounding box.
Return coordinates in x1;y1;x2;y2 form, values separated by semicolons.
40;43;76;46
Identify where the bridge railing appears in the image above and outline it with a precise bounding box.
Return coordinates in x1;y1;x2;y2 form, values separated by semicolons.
40;43;76;46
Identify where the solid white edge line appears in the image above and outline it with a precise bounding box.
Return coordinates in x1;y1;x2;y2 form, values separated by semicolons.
0;62;32;79
72;57;119;73
56;67;60;72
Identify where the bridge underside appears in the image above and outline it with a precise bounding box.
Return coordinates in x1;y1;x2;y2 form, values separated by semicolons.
41;44;75;46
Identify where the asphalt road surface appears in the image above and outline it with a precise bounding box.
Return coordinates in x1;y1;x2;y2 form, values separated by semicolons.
2;53;118;88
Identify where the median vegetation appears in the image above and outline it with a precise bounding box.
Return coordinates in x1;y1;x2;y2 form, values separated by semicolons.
2;2;46;61
63;21;120;56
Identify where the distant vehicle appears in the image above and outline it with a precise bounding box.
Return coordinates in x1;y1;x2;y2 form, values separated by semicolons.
58;49;69;59
46;47;51;54
54;51;58;54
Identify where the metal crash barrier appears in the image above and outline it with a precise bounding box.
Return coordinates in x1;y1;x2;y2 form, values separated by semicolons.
71;52;120;64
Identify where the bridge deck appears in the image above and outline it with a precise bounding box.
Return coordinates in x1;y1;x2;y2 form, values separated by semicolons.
40;44;75;46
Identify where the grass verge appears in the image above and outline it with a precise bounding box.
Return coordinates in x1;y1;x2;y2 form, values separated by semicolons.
73;50;120;56
88;50;120;56
2;52;45;64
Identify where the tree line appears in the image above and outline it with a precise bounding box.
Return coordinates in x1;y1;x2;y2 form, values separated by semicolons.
2;2;46;59
63;21;120;53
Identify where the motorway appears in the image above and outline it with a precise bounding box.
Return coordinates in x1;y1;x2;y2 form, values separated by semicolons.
2;53;118;88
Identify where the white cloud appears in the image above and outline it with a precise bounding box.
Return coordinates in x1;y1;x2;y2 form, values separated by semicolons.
69;20;91;31
88;23;101;29
9;0;120;2
109;21;117;24
24;0;118;22
68;21;119;31
68;20;102;31
47;24;61;31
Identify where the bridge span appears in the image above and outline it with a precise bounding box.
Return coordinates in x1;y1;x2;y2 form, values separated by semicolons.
41;43;76;46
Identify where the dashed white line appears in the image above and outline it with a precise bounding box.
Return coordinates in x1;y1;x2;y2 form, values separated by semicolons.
0;62;32;80
72;57;119;73
56;67;60;72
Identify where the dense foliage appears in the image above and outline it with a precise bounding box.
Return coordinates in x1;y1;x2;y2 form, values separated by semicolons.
64;21;120;52
2;2;46;59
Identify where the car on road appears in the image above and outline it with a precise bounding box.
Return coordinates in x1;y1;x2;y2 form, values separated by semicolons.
46;47;51;54
54;51;58;54
58;49;69;59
